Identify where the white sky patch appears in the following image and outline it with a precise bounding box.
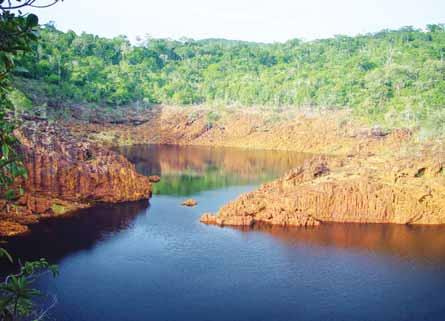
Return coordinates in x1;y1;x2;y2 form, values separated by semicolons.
28;0;445;43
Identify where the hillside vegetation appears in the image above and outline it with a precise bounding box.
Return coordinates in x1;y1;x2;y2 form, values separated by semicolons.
12;24;445;132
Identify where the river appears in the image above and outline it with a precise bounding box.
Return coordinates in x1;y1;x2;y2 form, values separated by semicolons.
2;145;445;321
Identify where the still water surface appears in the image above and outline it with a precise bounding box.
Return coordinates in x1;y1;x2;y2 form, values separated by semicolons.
3;145;445;321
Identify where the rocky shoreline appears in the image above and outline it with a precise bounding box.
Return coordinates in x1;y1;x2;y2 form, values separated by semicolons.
69;105;396;155
62;105;445;228
200;154;445;227
0;119;152;237
2;105;444;235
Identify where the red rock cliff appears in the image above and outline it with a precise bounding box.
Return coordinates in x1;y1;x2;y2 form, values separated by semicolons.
0;120;151;236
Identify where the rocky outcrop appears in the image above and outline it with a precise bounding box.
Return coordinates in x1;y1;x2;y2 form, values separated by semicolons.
22;105;445;230
182;199;197;207
201;154;445;227
0;120;151;236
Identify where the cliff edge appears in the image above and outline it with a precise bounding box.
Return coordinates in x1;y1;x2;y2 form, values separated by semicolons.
0;120;151;236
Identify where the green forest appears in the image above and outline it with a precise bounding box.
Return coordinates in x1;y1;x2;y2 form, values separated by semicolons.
11;23;445;129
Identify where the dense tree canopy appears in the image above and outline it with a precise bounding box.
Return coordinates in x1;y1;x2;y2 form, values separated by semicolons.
13;24;445;128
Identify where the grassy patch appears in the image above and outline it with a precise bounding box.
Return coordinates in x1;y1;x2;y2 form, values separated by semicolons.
51;203;68;215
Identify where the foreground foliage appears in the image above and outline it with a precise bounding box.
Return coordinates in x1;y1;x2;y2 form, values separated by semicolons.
0;248;58;321
1;2;61;320
14;24;445;131
0;8;41;197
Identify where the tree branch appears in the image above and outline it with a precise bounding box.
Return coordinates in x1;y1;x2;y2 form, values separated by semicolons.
0;0;61;11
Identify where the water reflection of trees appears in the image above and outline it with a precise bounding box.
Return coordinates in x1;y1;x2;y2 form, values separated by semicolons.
116;144;312;195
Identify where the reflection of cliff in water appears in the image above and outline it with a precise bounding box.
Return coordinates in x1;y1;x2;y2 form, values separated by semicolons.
116;144;312;195
241;223;445;264
1;201;149;266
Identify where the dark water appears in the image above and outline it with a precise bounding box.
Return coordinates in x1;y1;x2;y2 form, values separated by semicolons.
2;145;445;321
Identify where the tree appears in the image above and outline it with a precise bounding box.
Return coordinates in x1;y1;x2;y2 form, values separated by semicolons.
0;248;58;321
427;24;445;33
0;1;61;197
1;1;62;317
9;21;445;133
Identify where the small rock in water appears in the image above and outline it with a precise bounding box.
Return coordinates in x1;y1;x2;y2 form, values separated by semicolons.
148;175;161;183
182;199;198;207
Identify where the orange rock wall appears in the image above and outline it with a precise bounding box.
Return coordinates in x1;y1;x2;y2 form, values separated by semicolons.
201;156;445;227
0;120;151;236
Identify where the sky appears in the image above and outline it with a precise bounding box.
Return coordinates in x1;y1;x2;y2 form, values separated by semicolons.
29;0;445;43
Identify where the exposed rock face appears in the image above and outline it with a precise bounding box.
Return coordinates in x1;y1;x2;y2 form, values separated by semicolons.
201;155;445;227
22;105;445;230
72;106;412;157
0;120;151;236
